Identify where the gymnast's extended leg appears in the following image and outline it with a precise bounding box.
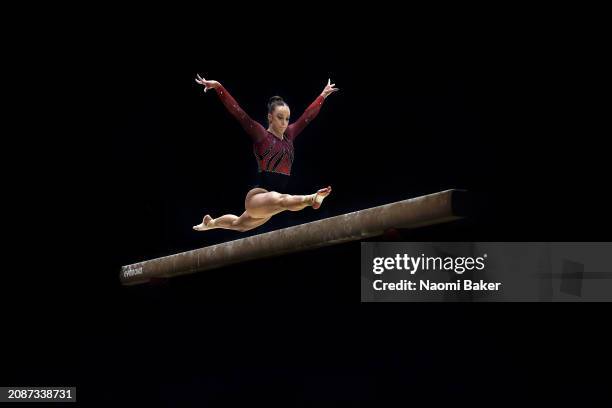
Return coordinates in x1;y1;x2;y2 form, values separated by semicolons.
193;211;271;232
245;186;332;219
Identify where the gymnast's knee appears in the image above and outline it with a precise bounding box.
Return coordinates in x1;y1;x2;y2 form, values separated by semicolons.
277;193;291;208
231;221;249;232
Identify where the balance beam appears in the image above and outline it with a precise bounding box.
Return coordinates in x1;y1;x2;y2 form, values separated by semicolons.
121;189;467;285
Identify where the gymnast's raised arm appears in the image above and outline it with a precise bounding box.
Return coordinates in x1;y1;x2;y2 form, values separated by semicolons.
286;79;339;141
195;74;265;142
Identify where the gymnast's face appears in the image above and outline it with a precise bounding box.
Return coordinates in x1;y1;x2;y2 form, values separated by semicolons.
268;105;291;135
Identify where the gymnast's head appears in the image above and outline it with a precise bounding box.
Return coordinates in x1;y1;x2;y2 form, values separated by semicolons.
267;96;290;135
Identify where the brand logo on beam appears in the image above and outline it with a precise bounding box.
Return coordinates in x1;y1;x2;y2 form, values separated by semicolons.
124;266;143;278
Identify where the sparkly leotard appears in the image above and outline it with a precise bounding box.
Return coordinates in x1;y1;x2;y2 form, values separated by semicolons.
214;84;325;192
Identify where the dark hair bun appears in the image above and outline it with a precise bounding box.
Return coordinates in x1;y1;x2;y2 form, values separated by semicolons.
268;95;284;104
267;96;287;113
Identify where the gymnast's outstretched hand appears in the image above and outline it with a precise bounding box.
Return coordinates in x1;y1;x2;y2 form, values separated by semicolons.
195;74;220;93
321;78;339;99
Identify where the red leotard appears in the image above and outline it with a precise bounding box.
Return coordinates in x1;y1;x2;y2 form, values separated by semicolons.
215;84;325;176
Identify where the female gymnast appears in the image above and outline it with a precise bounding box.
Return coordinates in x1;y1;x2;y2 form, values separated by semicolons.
193;75;339;232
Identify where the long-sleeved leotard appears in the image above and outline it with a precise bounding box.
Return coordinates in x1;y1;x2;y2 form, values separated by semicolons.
214;84;325;177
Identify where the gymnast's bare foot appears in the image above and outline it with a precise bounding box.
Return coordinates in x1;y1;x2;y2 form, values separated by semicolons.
193;215;214;231
311;186;332;209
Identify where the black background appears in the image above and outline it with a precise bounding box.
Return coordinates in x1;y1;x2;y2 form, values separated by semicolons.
7;15;611;406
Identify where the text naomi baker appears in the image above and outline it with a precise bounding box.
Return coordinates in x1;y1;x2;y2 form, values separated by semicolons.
373;279;502;291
